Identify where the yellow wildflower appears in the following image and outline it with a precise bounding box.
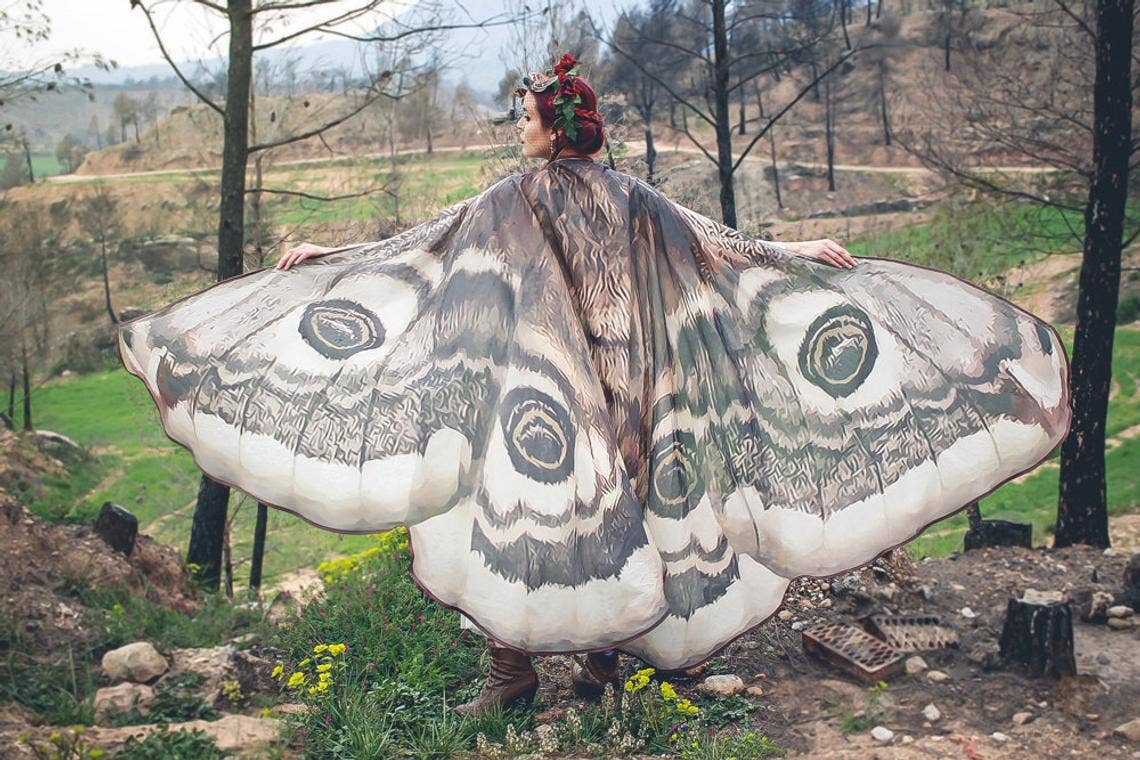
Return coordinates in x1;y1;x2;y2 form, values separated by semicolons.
287;672;306;689
297;658;311;668
660;682;677;700
328;643;346;656
313;644;328;654
318;672;332;682
316;663;332;673
270;664;284;680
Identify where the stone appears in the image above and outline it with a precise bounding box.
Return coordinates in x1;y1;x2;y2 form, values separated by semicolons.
1107;617;1135;630
93;502;138;556
746;686;765;698
791;621;806;631
778;610;794;621
33;430;85;464
1012;712;1035;725
1114;718;1140;742
1075;590;1116;622
961;606;978;618
1106;606;1134;619
871;726;894;744
992;732;1009;743
1125;552;1140;590
923;704;942;722
905;656;929;675
901;735;914;744
82;713;283;754
93;683;155;723
699;674;745;697
926;670;950;683
101;642;168;683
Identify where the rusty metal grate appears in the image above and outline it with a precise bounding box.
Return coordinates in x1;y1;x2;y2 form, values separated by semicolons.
863;615;959;652
801;623;904;684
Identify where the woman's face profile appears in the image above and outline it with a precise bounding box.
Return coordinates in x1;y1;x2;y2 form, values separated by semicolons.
516;91;552;160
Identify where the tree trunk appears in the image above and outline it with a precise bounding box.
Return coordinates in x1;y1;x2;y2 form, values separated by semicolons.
738;83;746;135
20;342;31;432
6;372;15;423
645;126;657;184
867;0;872;25
879;60;892;146
839;0;852;49
187;0;253;592
944;31;952;72
711;0;738;228
250;503;268;590
999;592;1077;678
100;239;118;324
825;74;836;192
1056;0;1132;549
22;136;33;183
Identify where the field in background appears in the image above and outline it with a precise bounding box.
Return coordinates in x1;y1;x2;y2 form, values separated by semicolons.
12;153;1138;584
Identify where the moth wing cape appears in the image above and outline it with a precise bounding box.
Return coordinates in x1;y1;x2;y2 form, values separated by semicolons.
118;160;1070;668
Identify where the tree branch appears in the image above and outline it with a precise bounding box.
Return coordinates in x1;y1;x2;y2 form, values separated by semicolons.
131;0;224;116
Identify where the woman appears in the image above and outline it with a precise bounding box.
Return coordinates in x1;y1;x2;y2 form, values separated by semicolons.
118;54;1070;717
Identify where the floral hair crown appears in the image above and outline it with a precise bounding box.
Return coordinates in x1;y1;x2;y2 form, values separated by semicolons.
518;53;602;145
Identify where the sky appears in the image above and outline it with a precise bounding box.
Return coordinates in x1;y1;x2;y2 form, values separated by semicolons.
32;0;419;68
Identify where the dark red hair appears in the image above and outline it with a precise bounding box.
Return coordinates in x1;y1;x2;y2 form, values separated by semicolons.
522;56;606;160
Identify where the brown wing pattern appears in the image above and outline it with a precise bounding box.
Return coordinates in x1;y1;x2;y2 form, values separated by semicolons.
119;159;1069;667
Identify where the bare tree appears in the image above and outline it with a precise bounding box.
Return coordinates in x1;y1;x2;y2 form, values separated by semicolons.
133;0;524;592
76;184;120;325
597;0;857;227
895;0;1137;548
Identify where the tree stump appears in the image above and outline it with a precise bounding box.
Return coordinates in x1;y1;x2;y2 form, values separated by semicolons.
963;501;1032;550
94;501;138;556
999;590;1076;678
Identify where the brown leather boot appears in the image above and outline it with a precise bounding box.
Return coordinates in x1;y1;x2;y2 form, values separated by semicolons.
454;641;538;717
571;651;622;697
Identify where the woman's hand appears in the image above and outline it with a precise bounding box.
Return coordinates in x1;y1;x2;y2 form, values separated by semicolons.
275;242;334;270
786;239;857;269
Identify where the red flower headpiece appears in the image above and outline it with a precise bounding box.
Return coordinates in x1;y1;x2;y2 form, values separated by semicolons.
520;53;602;145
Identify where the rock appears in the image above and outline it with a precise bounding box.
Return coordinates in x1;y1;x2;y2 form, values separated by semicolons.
778;610;794;621
901;735;914;744
746;686;765;698
1107;617;1134;630
268;702;309;716
83;713;283;754
1106;605;1134;619
1075;590;1116;622
871;726;894;744
1103;547;1118;557
1114;718;1140;742
920;585;935;600
926;670;950;683
923;703;942;722
699;674;745;697
102;642;168;683
905;656;928;675
1125;552;1140;590
1097;653;1111;665
93;683;155;723
32;430;85;464
93;502;138;556
791;621;806;631
992;731;1009;743
960;607;977;618
1012;711;1035;725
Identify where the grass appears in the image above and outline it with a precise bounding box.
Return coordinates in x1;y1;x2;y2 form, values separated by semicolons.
268;536;785;758
847;199;1089;281
31;152;68;179
22;368;376;588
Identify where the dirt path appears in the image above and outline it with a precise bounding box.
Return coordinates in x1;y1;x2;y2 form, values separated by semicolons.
48;141;1058;184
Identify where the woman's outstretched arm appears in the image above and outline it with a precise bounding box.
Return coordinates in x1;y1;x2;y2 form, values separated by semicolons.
274;242;369;270
778;238;857;269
